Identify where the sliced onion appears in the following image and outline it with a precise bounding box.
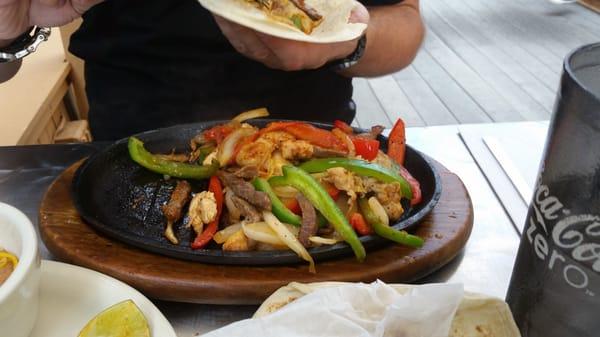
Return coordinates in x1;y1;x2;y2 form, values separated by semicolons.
242;222;285;246
309;236;341;245
283;223;300;237
214;224;242;244
368;196;389;226
332;128;355;157
255;242;288;251
272;185;299;199
217;127;256;167
232;108;270;123
263;211;315;273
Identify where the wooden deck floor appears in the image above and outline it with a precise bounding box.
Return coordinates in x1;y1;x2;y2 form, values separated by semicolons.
352;0;600;128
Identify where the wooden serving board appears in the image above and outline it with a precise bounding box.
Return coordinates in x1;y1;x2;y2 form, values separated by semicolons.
39;159;473;305
579;0;600;13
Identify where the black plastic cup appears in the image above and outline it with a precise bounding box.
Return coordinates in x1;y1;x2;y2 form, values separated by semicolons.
506;43;600;337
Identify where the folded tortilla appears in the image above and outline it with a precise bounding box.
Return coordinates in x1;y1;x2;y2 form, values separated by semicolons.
255;282;522;337
197;0;367;43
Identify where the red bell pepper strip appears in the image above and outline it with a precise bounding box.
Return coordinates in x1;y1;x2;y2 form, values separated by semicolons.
350;212;373;235
283;198;302;215
334;120;354;134
388;118;406;165
191;175;223;249
397;165;422;206
203;124;235;144
260;122;348;152
321;182;341;200
352;137;380;161
387;118;422;206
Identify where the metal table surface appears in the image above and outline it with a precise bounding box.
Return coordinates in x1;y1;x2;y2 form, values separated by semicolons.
0;122;543;337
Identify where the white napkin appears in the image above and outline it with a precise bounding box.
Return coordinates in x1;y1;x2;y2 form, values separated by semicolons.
203;281;464;337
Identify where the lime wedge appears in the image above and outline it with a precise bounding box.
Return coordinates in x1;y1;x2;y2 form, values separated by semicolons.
78;300;150;337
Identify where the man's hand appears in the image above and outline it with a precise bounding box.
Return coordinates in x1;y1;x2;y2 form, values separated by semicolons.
213;3;369;71
0;0;103;46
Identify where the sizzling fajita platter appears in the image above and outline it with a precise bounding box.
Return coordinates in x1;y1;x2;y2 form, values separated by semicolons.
197;0;367;43
72;109;441;271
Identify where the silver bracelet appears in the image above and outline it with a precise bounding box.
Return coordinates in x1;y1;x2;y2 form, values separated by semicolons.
0;27;52;63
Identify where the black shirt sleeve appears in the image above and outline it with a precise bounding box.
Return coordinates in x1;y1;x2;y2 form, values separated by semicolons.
359;0;403;5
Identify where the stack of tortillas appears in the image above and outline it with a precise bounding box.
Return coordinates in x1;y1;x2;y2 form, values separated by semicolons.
255;282;521;337
197;0;367;43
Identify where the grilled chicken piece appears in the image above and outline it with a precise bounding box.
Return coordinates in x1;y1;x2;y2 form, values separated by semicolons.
187;191;218;235
322;167;366;206
218;171;272;211
363;177;405;220
297;193;318;247
162;180;192;244
280;140;313;161
236;139;275;169
260;131;296;147
223;229;255;251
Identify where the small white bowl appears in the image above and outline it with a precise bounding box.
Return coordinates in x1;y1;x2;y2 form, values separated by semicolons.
0;202;41;337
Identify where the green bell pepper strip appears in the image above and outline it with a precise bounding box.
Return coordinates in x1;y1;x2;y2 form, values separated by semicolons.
128;137;219;180
196;144;215;164
299;158;413;200
252;178;302;226
358;197;424;248
269;166;366;262
253;177;330;228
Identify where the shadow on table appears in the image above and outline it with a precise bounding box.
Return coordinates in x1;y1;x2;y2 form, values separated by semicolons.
414;249;465;284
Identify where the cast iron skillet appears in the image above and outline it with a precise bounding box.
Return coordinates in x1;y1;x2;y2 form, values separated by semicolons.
72;120;442;265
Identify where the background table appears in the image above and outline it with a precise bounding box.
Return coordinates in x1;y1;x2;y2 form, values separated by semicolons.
0;121;548;336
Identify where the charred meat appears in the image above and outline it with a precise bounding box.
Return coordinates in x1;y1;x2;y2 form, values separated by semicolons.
230;194;262;223
297;193;318;247
218;171;272;211
161;180;192;244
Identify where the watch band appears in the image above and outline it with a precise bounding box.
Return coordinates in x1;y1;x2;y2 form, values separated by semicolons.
0;27;52;63
327;34;367;72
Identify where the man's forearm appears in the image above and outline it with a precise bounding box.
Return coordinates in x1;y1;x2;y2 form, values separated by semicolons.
340;0;424;77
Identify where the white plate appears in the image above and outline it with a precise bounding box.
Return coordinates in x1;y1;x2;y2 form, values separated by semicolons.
30;260;176;337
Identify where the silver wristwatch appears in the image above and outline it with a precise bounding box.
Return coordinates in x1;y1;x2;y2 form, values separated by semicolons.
0;27;51;63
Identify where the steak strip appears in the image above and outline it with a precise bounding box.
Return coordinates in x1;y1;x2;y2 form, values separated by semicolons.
231;195;262;223
290;0;323;21
218;171;271;211
230;165;259;180
297;193;318;247
162;180;192;244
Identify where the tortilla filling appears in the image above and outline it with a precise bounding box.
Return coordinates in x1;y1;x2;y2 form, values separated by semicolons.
252;0;323;34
